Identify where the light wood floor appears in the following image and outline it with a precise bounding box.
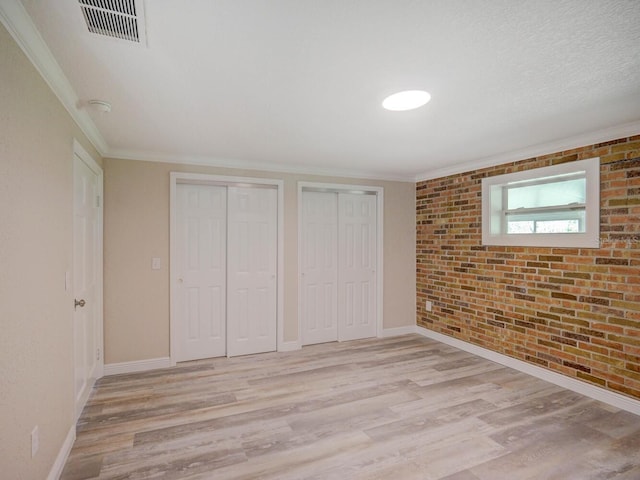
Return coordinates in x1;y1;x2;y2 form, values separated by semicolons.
61;335;640;480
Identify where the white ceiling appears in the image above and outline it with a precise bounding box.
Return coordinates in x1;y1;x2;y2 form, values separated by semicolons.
10;0;640;180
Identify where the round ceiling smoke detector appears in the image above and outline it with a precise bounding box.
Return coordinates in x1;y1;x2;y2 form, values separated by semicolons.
88;99;112;113
382;90;431;111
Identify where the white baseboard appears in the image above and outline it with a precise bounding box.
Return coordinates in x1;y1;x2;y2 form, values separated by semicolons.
278;341;302;352
47;424;75;480
415;326;640;416
380;325;418;337
104;357;172;376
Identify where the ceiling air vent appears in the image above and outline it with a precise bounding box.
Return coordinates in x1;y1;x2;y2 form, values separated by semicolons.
79;0;147;45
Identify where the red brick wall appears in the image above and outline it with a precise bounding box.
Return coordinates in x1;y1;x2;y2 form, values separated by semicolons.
416;135;640;400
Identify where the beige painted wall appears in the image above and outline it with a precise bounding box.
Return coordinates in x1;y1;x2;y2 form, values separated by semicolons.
0;24;102;479
104;158;416;363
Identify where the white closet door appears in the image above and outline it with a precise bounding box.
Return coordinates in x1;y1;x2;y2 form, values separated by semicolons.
227;186;278;356
338;193;377;341
301;192;339;345
175;184;227;361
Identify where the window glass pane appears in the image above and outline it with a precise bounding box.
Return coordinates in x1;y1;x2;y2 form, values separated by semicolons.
506;210;585;234
535;219;580;233
507;221;534;234
507;177;585;210
507;219;581;234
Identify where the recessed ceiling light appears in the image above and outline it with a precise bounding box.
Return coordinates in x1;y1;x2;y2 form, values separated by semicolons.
382;90;431;111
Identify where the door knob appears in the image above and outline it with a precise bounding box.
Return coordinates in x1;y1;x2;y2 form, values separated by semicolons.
75;299;86;308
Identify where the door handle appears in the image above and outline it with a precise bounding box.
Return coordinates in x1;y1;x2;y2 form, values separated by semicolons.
75;299;86;308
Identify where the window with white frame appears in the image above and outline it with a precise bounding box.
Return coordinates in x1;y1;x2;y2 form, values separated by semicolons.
481;157;600;248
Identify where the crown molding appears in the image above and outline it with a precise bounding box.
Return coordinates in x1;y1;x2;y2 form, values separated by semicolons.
106;148;416;183
0;0;108;155
415;120;640;182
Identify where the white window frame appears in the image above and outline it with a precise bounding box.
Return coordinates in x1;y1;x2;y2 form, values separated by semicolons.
481;157;600;248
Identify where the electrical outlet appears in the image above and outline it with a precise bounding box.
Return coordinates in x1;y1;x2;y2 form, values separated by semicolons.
31;426;39;458
151;257;161;270
425;300;432;312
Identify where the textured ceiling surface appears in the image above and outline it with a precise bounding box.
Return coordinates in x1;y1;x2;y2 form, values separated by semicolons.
17;0;640;180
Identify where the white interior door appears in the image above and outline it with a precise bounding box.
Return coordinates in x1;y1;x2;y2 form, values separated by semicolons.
227;186;278;357
338;193;377;341
175;184;227;361
301;191;338;345
73;153;100;417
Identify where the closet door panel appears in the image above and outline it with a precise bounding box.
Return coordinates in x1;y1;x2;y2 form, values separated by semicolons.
301;191;339;345
175;184;227;361
227;186;278;356
338;193;377;341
